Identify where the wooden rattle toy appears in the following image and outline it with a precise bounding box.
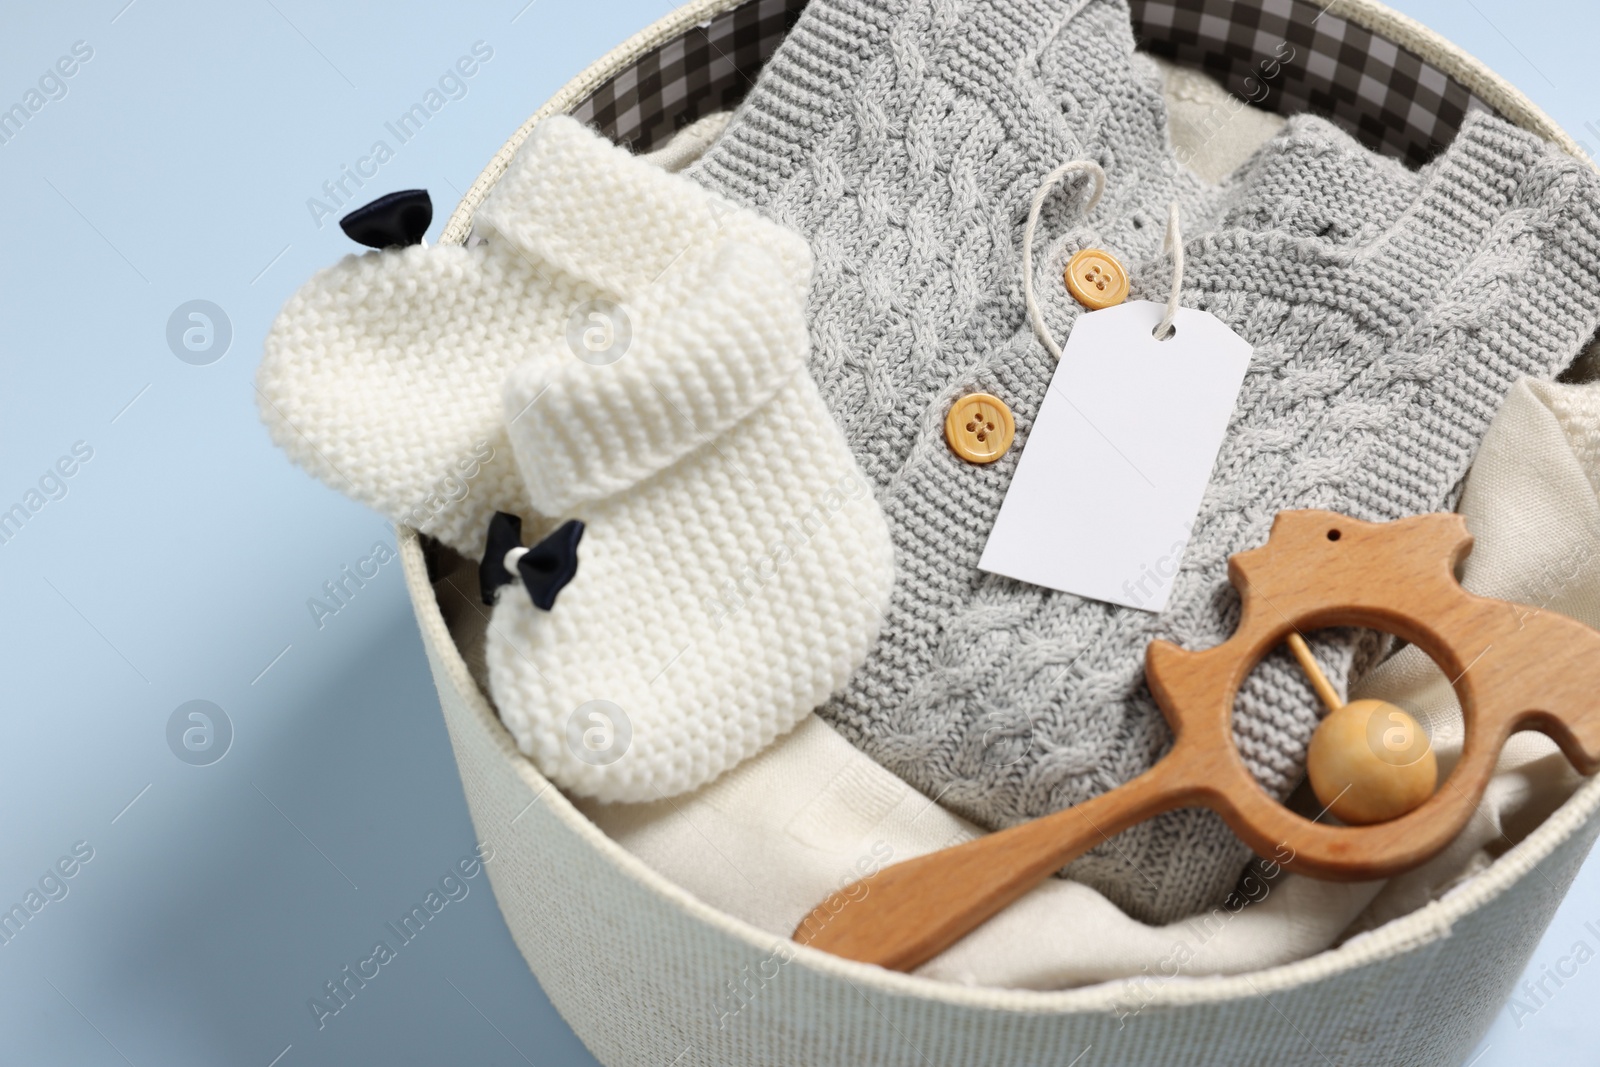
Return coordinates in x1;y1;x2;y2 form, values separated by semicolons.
793;510;1600;972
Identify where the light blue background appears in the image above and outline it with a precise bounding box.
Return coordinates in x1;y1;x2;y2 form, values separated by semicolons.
0;1;1595;1064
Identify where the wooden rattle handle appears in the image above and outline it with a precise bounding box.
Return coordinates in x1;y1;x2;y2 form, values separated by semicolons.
794;758;1195;971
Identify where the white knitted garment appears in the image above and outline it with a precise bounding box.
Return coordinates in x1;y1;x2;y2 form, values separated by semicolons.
259;117;894;801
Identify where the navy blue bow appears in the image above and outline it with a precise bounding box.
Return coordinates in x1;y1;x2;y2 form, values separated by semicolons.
340;190;433;249
479;512;585;611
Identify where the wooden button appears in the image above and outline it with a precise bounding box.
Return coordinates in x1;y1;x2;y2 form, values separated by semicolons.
1064;248;1129;310
944;393;1015;464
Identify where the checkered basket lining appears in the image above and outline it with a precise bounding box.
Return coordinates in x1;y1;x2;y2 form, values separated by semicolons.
567;0;1491;167
568;0;805;154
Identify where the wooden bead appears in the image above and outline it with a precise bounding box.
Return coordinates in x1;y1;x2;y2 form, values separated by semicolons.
1306;699;1438;825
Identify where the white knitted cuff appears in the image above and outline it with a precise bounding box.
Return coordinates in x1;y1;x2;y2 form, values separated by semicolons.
504;241;812;515
478;116;735;298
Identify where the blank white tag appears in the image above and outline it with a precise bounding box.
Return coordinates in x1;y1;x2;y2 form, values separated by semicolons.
978;300;1251;612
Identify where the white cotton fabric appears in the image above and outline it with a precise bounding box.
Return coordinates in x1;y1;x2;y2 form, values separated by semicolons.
1157;58;1291;185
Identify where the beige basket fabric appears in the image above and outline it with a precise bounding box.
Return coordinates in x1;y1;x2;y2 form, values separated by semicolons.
406;1;1600;1063
407;528;1600;1066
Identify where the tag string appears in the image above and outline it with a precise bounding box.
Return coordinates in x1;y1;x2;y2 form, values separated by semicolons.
1155;201;1183;342
1022;160;1105;362
1022;160;1186;353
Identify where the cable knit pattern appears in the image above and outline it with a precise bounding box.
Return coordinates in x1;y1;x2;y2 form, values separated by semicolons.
690;0;1600;921
261;116;895;802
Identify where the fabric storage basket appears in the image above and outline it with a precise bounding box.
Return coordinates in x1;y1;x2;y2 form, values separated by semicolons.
403;1;1600;1063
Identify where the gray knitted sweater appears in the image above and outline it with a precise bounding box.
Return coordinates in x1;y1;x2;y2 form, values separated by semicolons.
690;0;1600;922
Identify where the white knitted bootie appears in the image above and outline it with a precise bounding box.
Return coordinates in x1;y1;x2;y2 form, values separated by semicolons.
491;234;894;801
259;117;894;801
